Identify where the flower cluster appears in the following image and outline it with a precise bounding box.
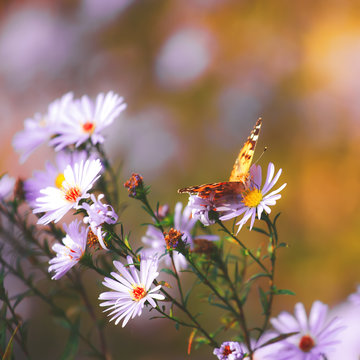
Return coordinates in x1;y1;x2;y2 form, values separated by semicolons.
7;90;356;360
13;91;126;162
214;301;345;360
186;163;286;233
141;202;218;271
9;91;168;330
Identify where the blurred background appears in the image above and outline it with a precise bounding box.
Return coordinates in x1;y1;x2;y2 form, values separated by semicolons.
0;0;359;359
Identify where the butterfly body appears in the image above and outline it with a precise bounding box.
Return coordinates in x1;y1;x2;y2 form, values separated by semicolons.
178;118;262;199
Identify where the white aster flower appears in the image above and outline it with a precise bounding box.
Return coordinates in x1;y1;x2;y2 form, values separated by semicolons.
219;163;286;232
0;174;16;201
50;91;126;150
33;159;102;224
24;150;90;208
99;255;165;327
82;193;118;250
48;219;87;280
12;92;74;163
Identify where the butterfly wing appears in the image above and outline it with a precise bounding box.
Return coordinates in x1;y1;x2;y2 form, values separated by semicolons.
178;181;245;199
229;117;262;182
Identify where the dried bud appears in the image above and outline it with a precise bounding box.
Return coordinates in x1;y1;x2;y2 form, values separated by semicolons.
164;228;183;251
124;173;144;198
87;228;103;249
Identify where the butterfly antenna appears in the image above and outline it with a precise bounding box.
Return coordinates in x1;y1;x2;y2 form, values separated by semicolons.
254;146;267;165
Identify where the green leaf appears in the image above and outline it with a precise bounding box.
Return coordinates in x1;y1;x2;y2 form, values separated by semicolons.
0;301;7;354
60;318;80;360
257;331;298;349
273;288;295;296
240;283;252;305
258;287;269;314
2;324;20;360
208;294;231;311
12;289;33;309
160;268;176;277
247;273;271;283
273;212;281;226
277;242;288;249
251;226;270;236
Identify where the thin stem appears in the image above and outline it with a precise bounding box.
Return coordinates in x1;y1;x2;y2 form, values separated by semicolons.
170;252;185;304
74;272;111;360
159;286;219;348
153;305;196;328
141;196;164;233
217;257;252;354
216;220;269;274
260;214;277;333
0;258;104;358
186;256;241;326
96;144;119;208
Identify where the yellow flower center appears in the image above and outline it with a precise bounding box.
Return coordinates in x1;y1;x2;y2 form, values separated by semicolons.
55;173;65;189
130;285;147;301
242;188;263;207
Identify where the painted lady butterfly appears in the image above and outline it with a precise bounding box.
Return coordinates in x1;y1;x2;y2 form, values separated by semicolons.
178;118;262;199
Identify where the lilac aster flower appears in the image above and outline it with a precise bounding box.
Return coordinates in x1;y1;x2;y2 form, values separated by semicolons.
33;159;102;224
24;150;90;208
213;341;244;360
99;255;165;327
348;285;360;305
81;193;118;250
187;194;217;226
12;92;74;163
219;163;286;232
234;332;283;359
142;202;218;270
327;300;360;359
48;219;87;280
270;301;345;360
49;91;126;151
0;174;16;201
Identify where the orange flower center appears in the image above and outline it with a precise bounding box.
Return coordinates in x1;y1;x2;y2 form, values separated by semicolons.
222;345;234;356
64;186;82;202
83;121;95;133
131;285;147;301
299;334;315;352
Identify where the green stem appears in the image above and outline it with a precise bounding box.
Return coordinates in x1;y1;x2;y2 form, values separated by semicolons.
159;286;218;347
141;196;164;232
170;253;186;305
260;214;277;333
0;258;104;358
186;256;241;325
216;220;269;274
217;257;252;354
74;272;111;360
96;144;119;208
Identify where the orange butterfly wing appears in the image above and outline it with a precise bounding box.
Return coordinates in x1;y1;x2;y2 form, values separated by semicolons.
178;118;262;199
229;117;262;182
